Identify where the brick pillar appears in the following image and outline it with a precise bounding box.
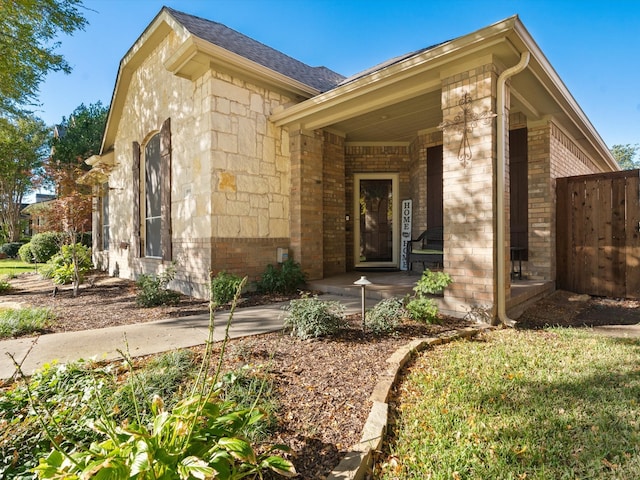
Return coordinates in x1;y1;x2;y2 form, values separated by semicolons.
323;131;346;276
440;63;499;316
289;129;324;280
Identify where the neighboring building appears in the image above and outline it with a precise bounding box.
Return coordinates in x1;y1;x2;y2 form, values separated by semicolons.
82;8;618;318
21;194;57;236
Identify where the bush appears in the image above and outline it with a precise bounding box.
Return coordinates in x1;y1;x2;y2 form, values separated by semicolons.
210;270;244;306
283;295;346;339
405;269;453;323
413;269;453;296
257;258;307;294
39;243;93;285
18;242;34;263
365;297;405;334
136;265;181;307
0;280;11;293
30;231;62;263
0;307;54;338
0;242;23;259
405;297;439;323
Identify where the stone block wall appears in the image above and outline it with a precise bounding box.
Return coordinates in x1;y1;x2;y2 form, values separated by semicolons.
105;29;295;298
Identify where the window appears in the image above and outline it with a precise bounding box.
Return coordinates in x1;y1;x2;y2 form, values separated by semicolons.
133;118;172;260
144;134;162;257
102;184;109;250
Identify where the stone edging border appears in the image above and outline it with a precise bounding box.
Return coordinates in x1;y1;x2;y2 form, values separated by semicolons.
327;325;491;480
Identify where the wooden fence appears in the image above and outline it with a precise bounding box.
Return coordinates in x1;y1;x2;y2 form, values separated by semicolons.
556;169;640;299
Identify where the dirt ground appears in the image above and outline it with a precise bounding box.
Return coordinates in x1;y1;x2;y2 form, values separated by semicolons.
2;272;638;478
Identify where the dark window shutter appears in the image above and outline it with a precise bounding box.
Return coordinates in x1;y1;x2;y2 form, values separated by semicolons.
95;187;103;251
427;145;444;228
509;128;528;260
132;141;141;257
160;118;172;261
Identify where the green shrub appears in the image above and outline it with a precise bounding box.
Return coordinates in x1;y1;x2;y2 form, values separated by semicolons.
18;242;34;263
136;265;181;307
405;297;439;323
0;307;54;338
210;270;244;306
39;243;93;285
405;269;453;323
0;280;11;293
413;269;453;296
0;242;23;259
283;295;346;339
257;258;306;294
30;232;62;263
365;297;405;334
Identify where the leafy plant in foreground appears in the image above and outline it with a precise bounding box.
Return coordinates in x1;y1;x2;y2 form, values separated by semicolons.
283;295;346;339
39;243;93;285
31;275;296;479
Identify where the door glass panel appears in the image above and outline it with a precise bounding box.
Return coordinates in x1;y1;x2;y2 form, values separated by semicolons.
359;179;393;263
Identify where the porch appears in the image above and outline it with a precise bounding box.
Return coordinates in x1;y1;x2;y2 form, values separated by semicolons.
308;271;552;320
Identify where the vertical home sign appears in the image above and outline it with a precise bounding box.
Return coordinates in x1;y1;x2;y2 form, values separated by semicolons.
400;199;412;270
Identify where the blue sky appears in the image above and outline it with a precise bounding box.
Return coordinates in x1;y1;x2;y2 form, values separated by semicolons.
36;0;640;149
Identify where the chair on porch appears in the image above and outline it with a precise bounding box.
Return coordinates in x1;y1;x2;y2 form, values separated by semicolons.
406;226;444;271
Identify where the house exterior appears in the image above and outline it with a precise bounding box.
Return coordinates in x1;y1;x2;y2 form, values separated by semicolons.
84;7;618;318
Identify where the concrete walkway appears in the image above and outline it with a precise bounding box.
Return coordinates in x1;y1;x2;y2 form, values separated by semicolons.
0;295;366;382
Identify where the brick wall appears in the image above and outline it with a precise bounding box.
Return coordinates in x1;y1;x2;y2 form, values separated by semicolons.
344;145;411;268
289;129;324;279
440;63;499;315
323;132;347;276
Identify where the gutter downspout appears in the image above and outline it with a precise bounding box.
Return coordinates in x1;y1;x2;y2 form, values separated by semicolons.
496;51;530;327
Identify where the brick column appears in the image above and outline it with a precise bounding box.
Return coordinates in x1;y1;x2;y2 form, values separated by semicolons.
440;63;499;316
289;129;324;280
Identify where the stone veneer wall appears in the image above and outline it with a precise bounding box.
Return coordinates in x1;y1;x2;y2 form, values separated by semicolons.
344;145;411;269
323;132;347;276
104;30;294;298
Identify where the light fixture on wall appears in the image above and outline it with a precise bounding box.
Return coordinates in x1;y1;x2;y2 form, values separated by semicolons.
438;92;496;166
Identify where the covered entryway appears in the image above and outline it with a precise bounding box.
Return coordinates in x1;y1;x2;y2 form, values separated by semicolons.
556;170;640;298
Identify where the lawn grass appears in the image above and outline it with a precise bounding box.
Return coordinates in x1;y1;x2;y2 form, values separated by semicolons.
0;258;35;277
376;329;640;479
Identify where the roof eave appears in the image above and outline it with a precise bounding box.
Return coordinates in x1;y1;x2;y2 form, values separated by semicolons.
163;35;320;98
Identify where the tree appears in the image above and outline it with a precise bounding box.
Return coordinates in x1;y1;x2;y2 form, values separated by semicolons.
47;102;108;195
0;0;88;115
0;115;49;242
611;144;639;170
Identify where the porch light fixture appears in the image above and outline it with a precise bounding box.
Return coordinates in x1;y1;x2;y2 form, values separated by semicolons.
438;92;496;166
353;276;372;332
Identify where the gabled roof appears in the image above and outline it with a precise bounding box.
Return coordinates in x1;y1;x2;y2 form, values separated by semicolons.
165;8;345;92
100;7;344;153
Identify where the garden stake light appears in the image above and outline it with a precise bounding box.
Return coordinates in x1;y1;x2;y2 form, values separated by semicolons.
353;276;372;332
